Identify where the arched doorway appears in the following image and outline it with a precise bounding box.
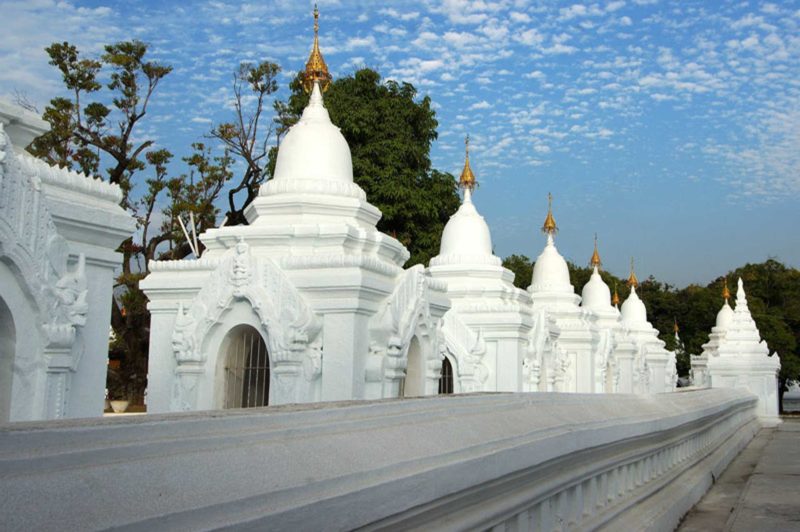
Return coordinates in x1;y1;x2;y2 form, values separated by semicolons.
0;296;15;422
438;356;454;394
222;325;270;408
403;336;424;397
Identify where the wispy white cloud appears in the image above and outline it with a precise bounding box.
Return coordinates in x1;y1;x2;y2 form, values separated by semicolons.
468;100;491;110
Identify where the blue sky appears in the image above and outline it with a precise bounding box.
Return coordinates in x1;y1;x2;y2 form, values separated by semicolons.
1;0;798;287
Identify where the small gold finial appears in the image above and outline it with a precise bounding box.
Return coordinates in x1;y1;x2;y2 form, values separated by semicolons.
612;283;620;307
302;4;332;93
673;318;679;335
722;277;731;302
627;257;639;288
590;233;602;268
541;192;558;235
459;135;477;191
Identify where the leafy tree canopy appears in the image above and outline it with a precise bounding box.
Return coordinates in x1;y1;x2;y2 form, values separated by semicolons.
31;40;235;401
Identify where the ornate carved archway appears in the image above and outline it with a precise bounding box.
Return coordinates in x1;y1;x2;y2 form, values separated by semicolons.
170;238;322;410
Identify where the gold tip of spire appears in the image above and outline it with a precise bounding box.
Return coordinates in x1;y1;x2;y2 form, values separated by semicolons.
673;318;679;335
459;135;477;191
590;233;601;268
722;277;731;301
303;4;332;93
627;257;639;288
612;283;620;306
541;192;558;235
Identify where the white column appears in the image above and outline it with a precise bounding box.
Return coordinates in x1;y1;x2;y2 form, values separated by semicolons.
321;312;370;401
65;256;116;418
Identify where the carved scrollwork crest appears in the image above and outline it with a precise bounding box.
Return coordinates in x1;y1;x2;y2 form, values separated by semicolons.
367;265;436;384
170;237;321;370
0;124;87;353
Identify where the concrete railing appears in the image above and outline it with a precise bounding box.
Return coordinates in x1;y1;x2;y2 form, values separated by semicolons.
0;388;760;531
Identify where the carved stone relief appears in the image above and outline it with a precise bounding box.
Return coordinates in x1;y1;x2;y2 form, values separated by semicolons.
169;238;321;410
0;124;90;418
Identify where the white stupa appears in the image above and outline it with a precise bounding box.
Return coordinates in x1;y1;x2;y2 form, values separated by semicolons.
141;7;449;412
619;260;676;393
527;195;596;393
708;278;781;423
693;279;734;387
428;137;532;393
580;237;631;393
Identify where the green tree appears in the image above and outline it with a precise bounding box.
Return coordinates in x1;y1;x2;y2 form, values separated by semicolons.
33;41;233;402
273;68;460;266
211;61;281;226
502;254;533;289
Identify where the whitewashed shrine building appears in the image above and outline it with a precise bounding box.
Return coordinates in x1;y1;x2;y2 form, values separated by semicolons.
0;102;134;421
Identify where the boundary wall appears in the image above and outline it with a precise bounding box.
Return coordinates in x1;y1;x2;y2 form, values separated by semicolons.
0;388;760;531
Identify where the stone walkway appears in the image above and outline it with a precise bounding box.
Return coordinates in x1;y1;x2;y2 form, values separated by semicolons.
679;417;800;532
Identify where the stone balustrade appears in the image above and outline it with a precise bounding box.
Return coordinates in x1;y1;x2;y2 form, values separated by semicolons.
0;388;760;530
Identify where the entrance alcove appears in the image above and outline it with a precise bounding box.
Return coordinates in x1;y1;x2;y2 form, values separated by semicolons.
403;336;424;397
0;295;15;422
218;325;271;409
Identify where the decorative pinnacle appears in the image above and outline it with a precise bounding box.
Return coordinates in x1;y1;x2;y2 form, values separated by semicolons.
302;4;332;93
612;282;620;307
627;257;639;288
459;135;477;191
541;192;558;235
722;276;731;302
673;318;679;335
590;233;602;268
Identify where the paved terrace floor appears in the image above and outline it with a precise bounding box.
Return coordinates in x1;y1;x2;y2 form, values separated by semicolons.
679;417;800;532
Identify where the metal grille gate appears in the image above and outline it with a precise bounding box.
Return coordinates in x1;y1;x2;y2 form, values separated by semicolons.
438;356;454;394
223;327;270;408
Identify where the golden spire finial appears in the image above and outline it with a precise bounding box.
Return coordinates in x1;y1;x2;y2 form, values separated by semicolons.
541;192;558;235
673;318;679;335
722;276;731;302
627;257;639;288
302;4;332;93
612;282;620;307
590;233;602;268
459;135;477;191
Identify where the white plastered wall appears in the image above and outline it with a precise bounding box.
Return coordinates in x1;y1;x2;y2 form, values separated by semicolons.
0;260;45;422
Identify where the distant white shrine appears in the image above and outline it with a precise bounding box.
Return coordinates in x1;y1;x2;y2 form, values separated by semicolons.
700;278;782;423
0;102;134;422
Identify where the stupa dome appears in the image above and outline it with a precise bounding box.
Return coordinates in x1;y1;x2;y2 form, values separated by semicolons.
582;267;612;310
715;301;734;330
531;235;572;292
620;285;648;324
272;83;353;183
438;190;493;257
715;279;734;330
530;194;572;293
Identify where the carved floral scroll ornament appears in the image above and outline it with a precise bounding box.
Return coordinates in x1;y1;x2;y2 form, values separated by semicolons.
0;124;88;352
366;265;437;386
0;124;92;418
524;309;561;391
170;238;322;409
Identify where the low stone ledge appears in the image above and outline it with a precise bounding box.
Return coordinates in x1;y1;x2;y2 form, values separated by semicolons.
0;389;759;531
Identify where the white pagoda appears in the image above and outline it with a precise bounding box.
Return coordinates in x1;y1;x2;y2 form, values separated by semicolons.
526;197;597;393
141;9;449;412
706;278;781;423
427;138;533;393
